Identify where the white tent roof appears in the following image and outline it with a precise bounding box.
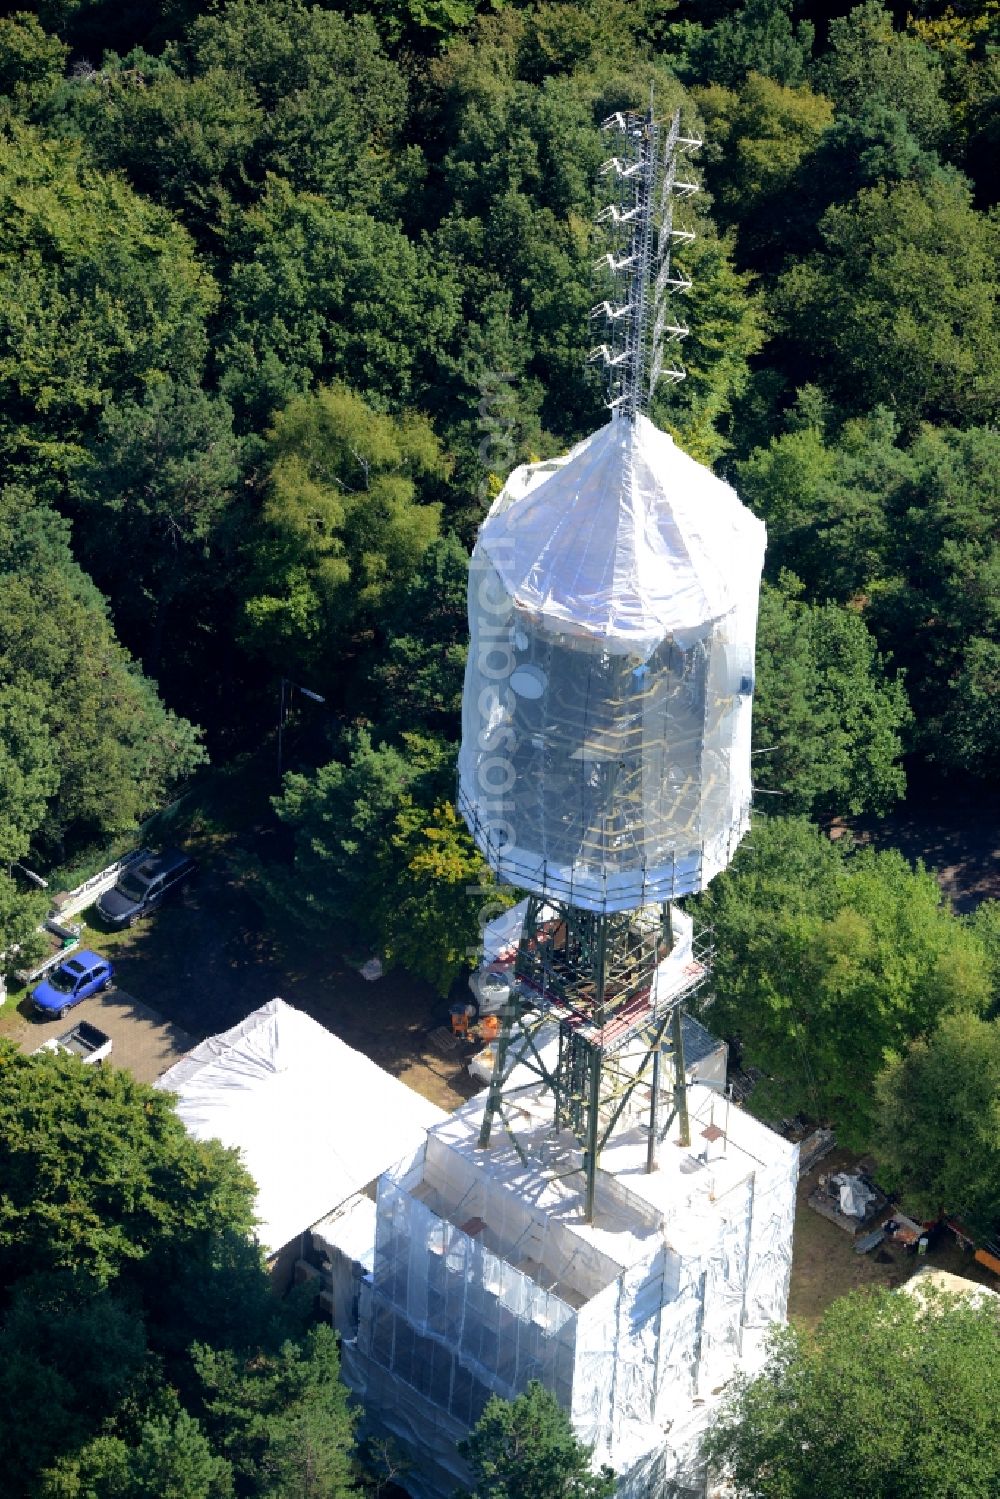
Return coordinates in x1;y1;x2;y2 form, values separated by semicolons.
479;413;765;655
901;1266;1000;1307
155;998;446;1255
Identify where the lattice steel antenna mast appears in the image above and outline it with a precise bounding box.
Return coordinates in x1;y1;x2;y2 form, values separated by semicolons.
590;105;701;420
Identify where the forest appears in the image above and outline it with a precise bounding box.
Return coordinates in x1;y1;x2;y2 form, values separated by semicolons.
1;0;997;1132
0;0;997;1493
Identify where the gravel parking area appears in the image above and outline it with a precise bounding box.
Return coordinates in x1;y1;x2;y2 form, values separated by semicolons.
7;988;195;1085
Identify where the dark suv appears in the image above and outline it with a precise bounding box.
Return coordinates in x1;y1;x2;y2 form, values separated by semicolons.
96;849;197;928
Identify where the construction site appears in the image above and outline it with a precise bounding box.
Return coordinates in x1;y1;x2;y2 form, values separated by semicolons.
325;106;797;1497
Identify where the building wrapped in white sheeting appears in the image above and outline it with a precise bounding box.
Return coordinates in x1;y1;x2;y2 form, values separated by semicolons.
458;415;766;911
341;1082;797;1497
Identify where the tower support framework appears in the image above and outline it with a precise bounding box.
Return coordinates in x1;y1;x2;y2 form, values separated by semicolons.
478;896;707;1220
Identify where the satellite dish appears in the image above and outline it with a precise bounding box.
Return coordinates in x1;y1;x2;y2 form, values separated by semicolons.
510;665;547;699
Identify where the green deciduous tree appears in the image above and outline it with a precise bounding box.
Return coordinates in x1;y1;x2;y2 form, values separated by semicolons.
740;410;999;783
376;800;510;995
0;490;206;855
270;729;502;992
815;1;950;151
752;576;909;818
697;817;992;1144
0;125;216;487
242;384;444;682
0;1047;340;1499
876;1011;1000;1236
0;12;68;115
72;378;240;678
737;402;898;601
966;901;1000;1008
686;0;814;89
866;424;1000;779
219;184;462;428
46;48;261;246
270;730;438;936
704;1287;1000;1499
0;1274;150;1494
343;0;484;47
186;0;408;206
52;2;410;239
0;1042;256;1289
773;175;999;429
694;73;834;263
906;4;1000;194
0;678;59;863
370;532;469;738
460;1379;616;1499
0;870;48;977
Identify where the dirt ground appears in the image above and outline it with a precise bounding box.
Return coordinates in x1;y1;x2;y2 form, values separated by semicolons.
835;781;1000;913
3;840;480;1112
788;1147;999;1327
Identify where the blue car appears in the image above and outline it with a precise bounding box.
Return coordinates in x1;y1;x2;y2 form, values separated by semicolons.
32;950;115;1019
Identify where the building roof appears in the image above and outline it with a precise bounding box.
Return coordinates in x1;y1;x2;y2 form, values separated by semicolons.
900;1265;1000;1307
155;998;447;1255
478;413;766;655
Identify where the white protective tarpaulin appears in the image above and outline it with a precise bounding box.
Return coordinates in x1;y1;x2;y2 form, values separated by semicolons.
458;414;766;909
156;999;446;1255
478;415;764;653
343;1082;796;1497
312;1195;377;1338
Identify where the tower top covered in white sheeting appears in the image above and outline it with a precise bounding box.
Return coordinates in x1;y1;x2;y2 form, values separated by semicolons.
479;413;764;656
459;412;766;908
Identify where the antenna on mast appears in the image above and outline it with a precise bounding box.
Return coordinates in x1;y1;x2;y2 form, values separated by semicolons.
589;104;701;421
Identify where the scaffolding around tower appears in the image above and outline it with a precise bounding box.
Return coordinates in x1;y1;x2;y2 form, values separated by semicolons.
474;897;712;1220
339;1081;798;1499
457;416;765;913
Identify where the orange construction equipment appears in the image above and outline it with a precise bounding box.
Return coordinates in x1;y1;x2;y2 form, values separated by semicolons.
480;1013;501;1041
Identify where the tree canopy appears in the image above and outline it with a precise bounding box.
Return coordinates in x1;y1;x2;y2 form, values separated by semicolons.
0;1044;361;1498
0;125;215;488
752;575;909;817
875;1011;1000;1237
0;1040;255;1288
696;817;993;1145
0;489;205;870
460;1379;616;1499
704;1286;1000;1499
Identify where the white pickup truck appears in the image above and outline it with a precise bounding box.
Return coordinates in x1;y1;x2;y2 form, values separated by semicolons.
33;1020;113;1066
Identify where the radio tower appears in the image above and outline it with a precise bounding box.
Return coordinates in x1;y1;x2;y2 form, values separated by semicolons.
589;104;701;416
458;104;764;1222
340;104;796;1499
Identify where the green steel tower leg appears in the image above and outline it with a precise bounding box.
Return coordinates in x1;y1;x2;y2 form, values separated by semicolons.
672;1005;690;1147
583;1048;603;1222
646;1040;662;1174
478;997;515;1150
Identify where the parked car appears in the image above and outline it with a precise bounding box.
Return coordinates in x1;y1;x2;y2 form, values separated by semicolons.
96;848;197;929
32;1019;113;1065
32;951;114;1018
